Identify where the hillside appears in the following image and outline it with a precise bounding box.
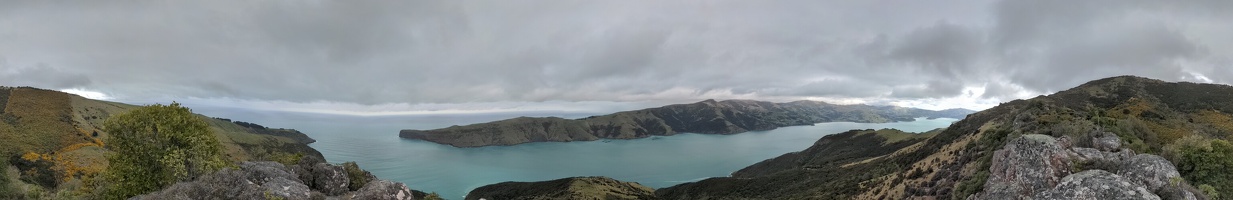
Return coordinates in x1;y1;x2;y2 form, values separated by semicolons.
400;99;974;147
654;75;1228;199
466;177;657;200
469;76;1232;199
0;86;323;167
0;87;420;199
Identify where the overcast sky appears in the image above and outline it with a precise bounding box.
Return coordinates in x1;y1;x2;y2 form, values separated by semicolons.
1;0;1230;115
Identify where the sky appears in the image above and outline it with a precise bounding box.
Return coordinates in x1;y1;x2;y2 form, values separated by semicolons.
1;0;1230;115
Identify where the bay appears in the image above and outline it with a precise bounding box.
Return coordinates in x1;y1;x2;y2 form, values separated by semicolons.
195;108;958;199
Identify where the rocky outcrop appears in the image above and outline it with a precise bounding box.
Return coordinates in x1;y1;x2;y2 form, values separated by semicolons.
466;176;657;200
978;134;1074;199
401;99;974;147
1035;170;1160;200
975;134;1199;200
132;169;270;200
311;163;351;195
351;180;416;200
135;161;417;200
261;177;314;199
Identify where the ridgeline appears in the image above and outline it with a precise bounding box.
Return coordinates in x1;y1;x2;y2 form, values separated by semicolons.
401;99;973;147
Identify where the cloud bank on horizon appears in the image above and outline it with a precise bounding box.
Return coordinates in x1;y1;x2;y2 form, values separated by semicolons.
1;0;1230;113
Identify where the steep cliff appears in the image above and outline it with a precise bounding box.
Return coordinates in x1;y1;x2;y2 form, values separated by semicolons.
401;99;974;147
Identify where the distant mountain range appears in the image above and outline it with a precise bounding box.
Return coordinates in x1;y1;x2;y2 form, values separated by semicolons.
400;99;975;147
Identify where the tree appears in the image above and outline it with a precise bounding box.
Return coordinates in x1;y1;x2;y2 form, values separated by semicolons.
101;103;227;199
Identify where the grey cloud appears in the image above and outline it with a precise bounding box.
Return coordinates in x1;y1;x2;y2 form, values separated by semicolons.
890;79;967;99
0;0;1230;108
990;0;1220;94
886;22;984;79
0;62;91;89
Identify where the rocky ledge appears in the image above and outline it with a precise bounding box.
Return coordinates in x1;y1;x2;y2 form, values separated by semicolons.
135;159;427;200
976;133;1202;200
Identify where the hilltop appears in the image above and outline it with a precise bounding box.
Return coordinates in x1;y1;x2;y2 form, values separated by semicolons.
400;99;974;147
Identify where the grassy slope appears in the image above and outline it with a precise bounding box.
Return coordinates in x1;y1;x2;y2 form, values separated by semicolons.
0;86;322;197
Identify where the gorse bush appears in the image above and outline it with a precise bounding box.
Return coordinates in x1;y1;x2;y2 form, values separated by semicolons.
101;103;227;199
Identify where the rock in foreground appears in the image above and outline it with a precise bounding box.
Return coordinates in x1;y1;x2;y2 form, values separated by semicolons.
134;161;420;200
975;134;1199;200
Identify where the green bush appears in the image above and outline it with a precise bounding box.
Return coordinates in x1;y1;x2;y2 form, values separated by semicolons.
100;103;228;199
1176;140;1233;199
1198;184;1219;199
0;158;16;199
342;162;373;191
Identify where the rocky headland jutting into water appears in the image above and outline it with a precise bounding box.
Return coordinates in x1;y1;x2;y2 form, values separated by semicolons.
467;76;1232;199
400;99;974;147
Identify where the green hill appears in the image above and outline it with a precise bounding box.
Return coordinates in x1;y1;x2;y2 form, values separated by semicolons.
0;86;322;198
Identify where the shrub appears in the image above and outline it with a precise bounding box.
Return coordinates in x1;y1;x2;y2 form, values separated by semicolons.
1198;184;1219;199
1176;139;1232;199
342;162;374;191
0;158;17;199
101;103;228;199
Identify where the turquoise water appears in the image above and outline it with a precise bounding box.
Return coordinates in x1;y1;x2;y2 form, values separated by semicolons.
195;108;957;199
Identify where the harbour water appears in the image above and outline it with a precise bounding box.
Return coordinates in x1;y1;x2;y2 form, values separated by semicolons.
196;108;958;199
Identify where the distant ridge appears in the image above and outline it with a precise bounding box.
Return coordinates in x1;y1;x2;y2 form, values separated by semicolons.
399;99;975;147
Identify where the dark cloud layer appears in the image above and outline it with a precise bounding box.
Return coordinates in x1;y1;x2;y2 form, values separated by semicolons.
0;0;1229;109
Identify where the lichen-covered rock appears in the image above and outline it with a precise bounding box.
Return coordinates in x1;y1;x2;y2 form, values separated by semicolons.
241;161;299;185
262;177;313;199
977;134;1074;199
351;180;416;200
1154;185;1199;200
133;161;418;200
311;162;351;196
1068;147;1133;172
131;169;267;200
1091;132;1122;152
1057;136;1075;149
1034;170;1160;200
1117;155;1183;192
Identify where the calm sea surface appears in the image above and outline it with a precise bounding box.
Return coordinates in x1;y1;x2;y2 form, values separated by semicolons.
195;108;958;199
